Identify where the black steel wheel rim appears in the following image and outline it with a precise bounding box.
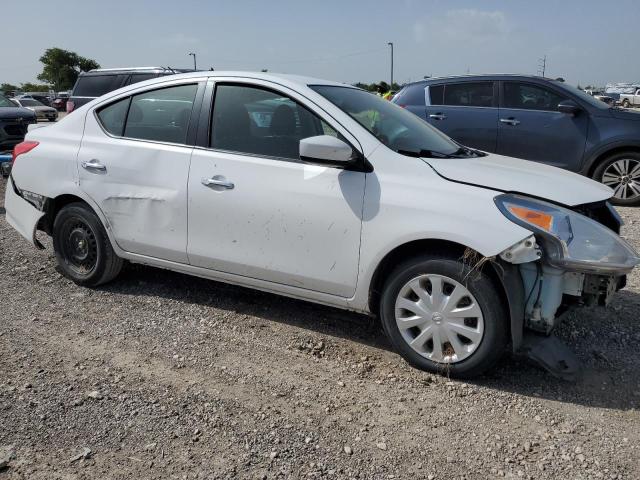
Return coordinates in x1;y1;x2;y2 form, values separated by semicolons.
60;217;98;276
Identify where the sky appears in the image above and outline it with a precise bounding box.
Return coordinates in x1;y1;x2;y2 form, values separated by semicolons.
1;0;637;88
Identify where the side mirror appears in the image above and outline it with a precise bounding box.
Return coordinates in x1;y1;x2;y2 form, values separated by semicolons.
558;100;581;116
299;135;355;167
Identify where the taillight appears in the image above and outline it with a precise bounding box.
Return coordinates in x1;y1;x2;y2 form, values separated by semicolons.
12;141;39;165
66;100;75;113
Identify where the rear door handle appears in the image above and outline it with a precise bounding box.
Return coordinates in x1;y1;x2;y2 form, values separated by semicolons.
81;159;107;172
500;118;521;126
202;176;234;190
429;113;447;120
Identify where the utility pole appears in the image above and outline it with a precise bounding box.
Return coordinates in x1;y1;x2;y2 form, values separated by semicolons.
188;52;197;70
387;42;394;90
538;55;546;77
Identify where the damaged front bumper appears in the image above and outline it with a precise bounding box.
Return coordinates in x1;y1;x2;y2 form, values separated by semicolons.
495;198;640;379
4;176;46;249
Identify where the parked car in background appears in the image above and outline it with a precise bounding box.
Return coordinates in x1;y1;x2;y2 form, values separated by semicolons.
11;97;58;122
620;89;640;108
4;72;639;378
52;92;69;111
585;90;615;106
0;93;37;152
67;67;196;113
21;92;53;107
393;74;640;205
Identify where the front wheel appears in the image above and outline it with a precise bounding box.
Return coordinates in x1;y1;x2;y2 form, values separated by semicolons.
379;254;508;378
593;152;640;206
53;202;123;287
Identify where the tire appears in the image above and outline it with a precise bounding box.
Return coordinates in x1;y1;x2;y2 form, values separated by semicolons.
52;202;123;287
379;253;508;379
622;99;630;108
592;151;640;206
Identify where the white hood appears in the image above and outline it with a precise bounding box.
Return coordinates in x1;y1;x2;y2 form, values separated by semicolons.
424;153;613;207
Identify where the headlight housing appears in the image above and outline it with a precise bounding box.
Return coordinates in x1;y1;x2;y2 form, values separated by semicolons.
495;194;640;274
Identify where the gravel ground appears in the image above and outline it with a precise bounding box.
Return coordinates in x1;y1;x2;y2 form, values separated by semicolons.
0;178;639;479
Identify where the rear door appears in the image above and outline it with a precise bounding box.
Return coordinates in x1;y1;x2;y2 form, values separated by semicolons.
424;81;498;152
77;81;202;263
497;81;588;171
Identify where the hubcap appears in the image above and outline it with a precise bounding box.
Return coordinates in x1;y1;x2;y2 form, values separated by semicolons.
602;159;640;201
395;274;484;364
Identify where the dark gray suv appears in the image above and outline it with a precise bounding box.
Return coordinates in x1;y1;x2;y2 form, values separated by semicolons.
393;75;640;206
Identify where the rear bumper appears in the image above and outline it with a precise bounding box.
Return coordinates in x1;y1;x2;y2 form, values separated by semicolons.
4;176;45;249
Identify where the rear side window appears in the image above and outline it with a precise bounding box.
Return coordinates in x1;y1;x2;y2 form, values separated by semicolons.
97;97;130;136
123;84;197;144
394;85;426;106
73;75;120;97
503;82;567;111
428;85;444;105
443;82;494;107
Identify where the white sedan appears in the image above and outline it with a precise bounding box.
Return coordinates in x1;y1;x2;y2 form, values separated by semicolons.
4;72;639;378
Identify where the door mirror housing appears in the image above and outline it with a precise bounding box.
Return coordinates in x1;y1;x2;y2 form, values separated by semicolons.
558;100;581;116
299;135;355;167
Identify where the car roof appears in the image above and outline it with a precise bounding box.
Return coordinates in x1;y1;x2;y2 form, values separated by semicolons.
101;70;355;90
403;74;564;87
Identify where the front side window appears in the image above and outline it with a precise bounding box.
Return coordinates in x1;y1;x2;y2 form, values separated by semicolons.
503;82;567;111
210;84;339;160
311;85;460;157
124;84;197;144
0;94;16;107
443;82;494;107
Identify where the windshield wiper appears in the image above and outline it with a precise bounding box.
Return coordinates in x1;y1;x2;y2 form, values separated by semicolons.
396;149;458;158
396;147;484;159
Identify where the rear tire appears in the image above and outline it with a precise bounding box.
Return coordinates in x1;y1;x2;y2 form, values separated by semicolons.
622;99;631;108
53;202;122;286
592;151;640;206
379;253;508;379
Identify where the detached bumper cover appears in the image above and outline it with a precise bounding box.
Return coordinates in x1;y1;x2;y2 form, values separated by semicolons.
4;176;45;249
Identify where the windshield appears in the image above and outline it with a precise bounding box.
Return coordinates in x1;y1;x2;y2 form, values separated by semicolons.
556;83;610;110
0;94;17;107
310;85;461;156
18;99;43;107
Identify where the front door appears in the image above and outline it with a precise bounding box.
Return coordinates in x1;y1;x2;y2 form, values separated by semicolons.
497;81;588;171
78;82;200;263
187;82;365;297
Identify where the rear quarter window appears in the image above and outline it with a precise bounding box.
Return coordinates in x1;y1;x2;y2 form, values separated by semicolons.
395;85;426;106
428;85;444;105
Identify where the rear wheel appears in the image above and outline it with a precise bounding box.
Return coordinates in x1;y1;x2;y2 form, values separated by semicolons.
379;253;508;378
53;202;122;286
593;152;640;206
622;99;631;108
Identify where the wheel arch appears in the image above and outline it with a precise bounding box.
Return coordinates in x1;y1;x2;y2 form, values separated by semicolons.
584;144;640;178
367;238;525;351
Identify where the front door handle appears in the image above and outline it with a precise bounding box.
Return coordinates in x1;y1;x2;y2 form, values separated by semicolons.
429;113;447;120
202;176;234;190
81;159;107;172
500;118;521;126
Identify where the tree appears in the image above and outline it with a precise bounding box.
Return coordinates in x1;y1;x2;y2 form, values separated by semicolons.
37;48;100;91
21;82;54;92
1;83;19;94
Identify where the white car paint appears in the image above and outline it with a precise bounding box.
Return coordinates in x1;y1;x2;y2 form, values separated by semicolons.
3;71;618;314
425;153;613;207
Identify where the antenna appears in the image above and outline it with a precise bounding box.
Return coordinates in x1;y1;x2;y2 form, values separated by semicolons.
537;55;547;77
